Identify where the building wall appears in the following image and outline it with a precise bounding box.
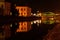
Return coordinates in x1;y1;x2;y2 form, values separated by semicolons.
16;6;31;17
0;2;11;16
3;2;11;16
16;22;31;32
0;2;4;15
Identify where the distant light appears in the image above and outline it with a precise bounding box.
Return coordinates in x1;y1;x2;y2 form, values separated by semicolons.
34;21;36;24
31;13;33;15
55;14;59;15
39;13;41;16
10;24;12;27
10;12;12;15
37;13;42;16
36;20;40;23
39;20;41;23
49;18;54;20
31;22;33;24
33;14;36;16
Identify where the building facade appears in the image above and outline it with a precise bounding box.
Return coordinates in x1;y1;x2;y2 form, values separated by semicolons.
16;6;31;17
16;22;31;32
4;2;11;16
0;1;11;16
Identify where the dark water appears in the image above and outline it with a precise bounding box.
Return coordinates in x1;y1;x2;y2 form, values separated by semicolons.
0;20;56;40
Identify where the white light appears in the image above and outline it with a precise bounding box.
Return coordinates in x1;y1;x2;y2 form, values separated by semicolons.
34;21;36;24
36;20;40;23
33;14;36;16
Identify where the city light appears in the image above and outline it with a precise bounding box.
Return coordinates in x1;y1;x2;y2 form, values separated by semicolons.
55;14;60;15
34;20;36;24
31;21;33;24
39;20;41;23
16;22;31;32
0;0;60;40
16;6;31;17
10;24;12;27
10;12;12;15
33;13;36;16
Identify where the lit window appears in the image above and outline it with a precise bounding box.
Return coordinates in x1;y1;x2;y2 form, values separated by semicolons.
24;9;25;11
34;21;36;24
20;23;23;25
24;13;26;15
21;13;23;16
21;8;23;11
24;27;26;30
23;22;27;26
21;27;24;30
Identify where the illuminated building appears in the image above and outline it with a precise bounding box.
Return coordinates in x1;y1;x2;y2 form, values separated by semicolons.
0;1;11;16
16;6;31;17
16;22;31;32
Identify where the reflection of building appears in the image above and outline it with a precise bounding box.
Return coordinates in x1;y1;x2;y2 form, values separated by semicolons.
16;22;31;32
16;6;31;17
0;1;11;16
2;24;11;39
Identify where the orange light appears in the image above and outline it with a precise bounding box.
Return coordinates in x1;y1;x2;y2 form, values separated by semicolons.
16;22;31;32
16;6;31;17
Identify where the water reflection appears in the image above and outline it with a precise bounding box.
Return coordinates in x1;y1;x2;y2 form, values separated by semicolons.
0;24;11;40
16;22;31;32
0;19;57;40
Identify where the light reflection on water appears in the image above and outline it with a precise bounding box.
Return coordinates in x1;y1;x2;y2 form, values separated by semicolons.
0;19;59;40
16;21;31;32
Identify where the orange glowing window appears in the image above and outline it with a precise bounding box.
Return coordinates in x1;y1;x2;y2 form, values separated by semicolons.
21;8;23;11
24;9;25;11
23;22;27;26
24;13;26;15
16;22;31;32
21;27;24;30
24;27;26;30
21;13;23;16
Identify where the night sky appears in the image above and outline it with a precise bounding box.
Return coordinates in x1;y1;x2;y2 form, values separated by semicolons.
6;0;60;12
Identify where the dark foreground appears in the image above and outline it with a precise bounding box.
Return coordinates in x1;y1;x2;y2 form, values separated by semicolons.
6;23;56;40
